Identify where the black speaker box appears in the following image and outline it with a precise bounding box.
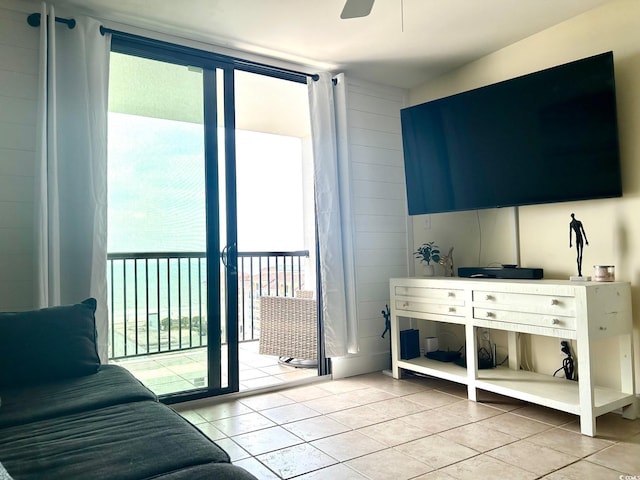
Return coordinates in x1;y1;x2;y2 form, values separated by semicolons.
400;329;420;360
458;266;543;279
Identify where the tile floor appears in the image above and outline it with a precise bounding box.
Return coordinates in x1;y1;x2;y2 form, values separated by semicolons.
113;341;318;395
172;371;640;479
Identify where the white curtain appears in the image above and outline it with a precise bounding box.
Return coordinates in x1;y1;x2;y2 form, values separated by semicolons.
35;4;111;362
308;73;358;357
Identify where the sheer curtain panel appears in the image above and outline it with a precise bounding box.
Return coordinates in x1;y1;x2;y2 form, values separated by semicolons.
34;4;111;362
308;73;358;358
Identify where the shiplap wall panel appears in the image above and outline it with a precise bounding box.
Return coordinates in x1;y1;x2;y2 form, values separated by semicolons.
341;77;408;374
0;1;39;310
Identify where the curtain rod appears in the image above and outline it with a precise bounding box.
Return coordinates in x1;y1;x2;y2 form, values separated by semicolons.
26;12;319;82
27;12;76;29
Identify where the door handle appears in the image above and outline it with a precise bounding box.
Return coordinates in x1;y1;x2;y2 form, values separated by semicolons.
221;244;237;273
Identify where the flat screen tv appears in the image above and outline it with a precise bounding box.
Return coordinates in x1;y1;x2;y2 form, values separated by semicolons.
400;51;622;215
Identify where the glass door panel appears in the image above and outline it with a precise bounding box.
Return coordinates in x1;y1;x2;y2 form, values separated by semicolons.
107;53;234;397
233;70;319;388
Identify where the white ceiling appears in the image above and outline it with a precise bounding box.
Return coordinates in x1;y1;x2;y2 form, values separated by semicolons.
48;0;616;89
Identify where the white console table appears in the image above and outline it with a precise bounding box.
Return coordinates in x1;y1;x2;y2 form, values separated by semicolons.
389;277;637;436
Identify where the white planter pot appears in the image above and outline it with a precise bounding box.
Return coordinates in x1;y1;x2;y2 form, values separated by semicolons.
422;264;435;277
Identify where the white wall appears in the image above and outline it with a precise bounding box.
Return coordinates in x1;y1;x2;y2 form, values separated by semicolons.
0;0;38;311
332;77;410;379
408;0;640;391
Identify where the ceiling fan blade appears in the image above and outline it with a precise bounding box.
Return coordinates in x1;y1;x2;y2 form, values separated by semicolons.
340;0;375;19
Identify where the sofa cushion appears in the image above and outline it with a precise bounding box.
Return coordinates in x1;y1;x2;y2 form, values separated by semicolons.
0;365;156;428
0;401;240;480
0;298;100;386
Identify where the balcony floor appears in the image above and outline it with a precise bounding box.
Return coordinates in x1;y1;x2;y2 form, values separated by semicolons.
111;340;318;396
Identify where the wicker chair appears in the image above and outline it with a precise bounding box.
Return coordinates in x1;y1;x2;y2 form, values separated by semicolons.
259;291;317;365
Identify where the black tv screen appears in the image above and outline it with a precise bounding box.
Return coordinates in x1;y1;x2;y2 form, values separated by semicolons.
400;52;622;215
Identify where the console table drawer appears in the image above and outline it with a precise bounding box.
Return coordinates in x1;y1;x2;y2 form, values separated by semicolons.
473;290;575;316
395;286;464;302
395;298;464;317
473;307;576;330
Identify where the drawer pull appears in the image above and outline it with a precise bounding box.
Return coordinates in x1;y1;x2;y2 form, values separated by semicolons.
402;302;409;308
447;291;455;297
551;318;560;325
550;299;559;306
448;307;456;313
485;295;494;301
486;312;495;318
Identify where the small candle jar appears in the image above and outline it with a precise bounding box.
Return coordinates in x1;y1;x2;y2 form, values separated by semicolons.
593;265;615;282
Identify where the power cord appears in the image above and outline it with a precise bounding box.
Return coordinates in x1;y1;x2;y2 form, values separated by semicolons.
553;341;575;380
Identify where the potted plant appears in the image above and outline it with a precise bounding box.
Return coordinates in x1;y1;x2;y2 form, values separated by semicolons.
414;241;441;276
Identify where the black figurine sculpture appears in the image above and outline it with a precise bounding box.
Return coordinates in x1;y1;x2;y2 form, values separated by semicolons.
569;213;589;277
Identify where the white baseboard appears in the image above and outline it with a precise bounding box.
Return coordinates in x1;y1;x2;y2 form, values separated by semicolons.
331;352;391;379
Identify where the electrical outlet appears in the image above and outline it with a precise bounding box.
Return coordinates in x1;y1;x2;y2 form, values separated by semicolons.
482;329;490;341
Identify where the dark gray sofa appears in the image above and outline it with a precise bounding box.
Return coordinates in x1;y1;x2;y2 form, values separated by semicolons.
0;299;256;480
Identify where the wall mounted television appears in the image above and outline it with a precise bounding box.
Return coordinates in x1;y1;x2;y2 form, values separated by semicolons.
400;51;622;216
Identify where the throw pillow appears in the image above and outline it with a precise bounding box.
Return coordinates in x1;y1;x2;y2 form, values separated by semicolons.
0;298;100;386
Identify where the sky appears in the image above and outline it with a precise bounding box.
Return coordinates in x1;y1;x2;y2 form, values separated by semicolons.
107;112;305;254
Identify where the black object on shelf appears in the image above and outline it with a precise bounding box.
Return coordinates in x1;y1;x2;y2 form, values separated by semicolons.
400;329;420;360
425;350;462;362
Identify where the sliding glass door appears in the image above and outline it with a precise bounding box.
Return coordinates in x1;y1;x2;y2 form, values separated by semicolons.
107;48;238;398
106;36;320;401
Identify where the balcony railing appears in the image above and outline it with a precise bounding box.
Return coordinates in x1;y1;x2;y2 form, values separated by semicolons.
107;250;310;360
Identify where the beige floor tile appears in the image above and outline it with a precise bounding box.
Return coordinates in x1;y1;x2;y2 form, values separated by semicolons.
233;457;281;480
296;463;369;479
404;389;462;409
212;411;276;436
354;373;433;395
334;387;398;405
194;422;226;441
345;448;432;480
561;413;640;440
174;409;206;425
358;418;431;447
511;404;578;426
311;430;387;461
238;391;295;411
282;415;351;442
441;453;537;480
194;401;253;421
366;396;427;418
256;443;337;479
281;384;333;402
486;439;579;475
434;381;469;398
398;409;469;435
232;426;303;456
412;471;458;480
260;403;320;424
527;426;613;457
434;398;503;422
586;440;640;474
316;377;371;394
476;411;551;438
395;434;479;469
438;423;519;452
214;437;251;461
329;404;396;429
541;459;624;479
301;394;361;414
475;390;528;411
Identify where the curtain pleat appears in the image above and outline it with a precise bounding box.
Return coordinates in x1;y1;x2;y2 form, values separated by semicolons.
34;3;111;362
308;73;358;357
